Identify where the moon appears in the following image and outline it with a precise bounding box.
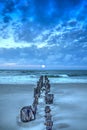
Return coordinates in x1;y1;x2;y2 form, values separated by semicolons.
42;65;46;68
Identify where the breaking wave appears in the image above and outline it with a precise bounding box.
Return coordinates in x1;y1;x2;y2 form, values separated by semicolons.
48;74;69;78
0;70;87;84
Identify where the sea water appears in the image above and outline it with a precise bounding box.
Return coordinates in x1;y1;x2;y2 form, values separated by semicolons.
0;70;87;84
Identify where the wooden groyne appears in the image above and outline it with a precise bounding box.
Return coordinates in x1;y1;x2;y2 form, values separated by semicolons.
20;75;54;130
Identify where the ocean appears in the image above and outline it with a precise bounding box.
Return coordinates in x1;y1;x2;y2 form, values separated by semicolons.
0;70;87;84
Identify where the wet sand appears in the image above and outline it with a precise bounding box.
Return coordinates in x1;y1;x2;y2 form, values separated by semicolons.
0;83;87;130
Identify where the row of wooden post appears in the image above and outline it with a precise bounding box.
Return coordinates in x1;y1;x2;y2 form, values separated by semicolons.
20;75;54;130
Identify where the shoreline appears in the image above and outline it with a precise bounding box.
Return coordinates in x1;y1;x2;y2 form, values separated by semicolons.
0;82;87;86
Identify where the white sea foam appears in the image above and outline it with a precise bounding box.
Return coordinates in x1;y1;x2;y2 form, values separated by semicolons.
0;75;87;84
57;74;69;77
49;77;87;83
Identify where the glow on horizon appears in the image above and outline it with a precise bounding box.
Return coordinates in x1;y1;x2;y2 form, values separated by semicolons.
0;63;86;70
0;62;46;69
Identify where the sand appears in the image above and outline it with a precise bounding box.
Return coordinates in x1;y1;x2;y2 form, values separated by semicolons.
0;83;87;130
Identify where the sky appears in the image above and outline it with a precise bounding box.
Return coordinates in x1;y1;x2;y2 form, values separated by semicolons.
0;0;87;69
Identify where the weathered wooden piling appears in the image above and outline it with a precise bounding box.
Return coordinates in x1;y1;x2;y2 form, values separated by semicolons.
45;94;54;104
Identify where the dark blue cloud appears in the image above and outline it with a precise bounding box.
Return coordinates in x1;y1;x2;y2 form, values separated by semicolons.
0;0;83;24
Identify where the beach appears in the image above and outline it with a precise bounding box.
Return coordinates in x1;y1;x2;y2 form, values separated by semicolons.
0;83;87;130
